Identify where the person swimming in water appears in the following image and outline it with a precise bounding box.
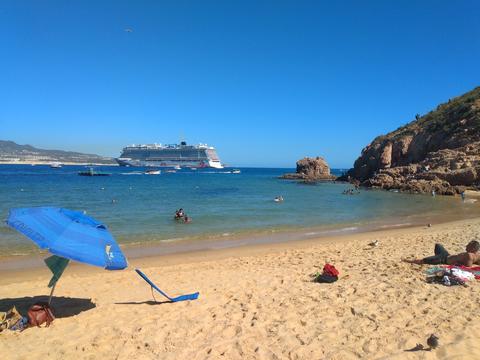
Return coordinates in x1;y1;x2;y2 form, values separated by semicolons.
403;240;480;267
175;208;185;219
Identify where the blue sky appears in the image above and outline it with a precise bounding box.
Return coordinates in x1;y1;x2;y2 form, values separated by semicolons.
0;1;479;167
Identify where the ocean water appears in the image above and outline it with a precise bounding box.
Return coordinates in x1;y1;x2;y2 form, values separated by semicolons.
0;165;478;257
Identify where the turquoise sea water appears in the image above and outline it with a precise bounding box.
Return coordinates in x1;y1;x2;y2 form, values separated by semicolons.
0;165;478;257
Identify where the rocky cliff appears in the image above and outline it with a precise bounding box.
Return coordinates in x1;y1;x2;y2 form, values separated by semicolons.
281;157;336;181
344;86;480;194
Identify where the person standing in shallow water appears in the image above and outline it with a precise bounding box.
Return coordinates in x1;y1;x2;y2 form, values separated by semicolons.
403;240;480;267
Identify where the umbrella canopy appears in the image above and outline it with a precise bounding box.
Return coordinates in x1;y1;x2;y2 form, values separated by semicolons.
6;207;127;270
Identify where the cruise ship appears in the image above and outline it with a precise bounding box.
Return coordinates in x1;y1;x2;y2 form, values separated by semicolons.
116;141;223;168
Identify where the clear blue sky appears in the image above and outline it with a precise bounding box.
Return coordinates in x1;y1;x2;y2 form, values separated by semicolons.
0;1;479;167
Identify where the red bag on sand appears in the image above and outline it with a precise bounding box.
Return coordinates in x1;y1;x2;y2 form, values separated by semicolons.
27;302;55;327
313;263;340;283
323;263;339;277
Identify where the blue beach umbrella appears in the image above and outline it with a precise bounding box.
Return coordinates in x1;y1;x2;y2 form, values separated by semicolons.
6;207;128;301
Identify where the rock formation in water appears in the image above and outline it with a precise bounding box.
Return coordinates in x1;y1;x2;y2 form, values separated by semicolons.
281;156;336;182
341;86;480;194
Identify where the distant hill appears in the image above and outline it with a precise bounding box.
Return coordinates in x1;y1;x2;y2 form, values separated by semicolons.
343;86;480;194
0;140;116;164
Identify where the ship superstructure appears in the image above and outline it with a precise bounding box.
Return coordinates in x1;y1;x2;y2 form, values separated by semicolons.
116;141;223;168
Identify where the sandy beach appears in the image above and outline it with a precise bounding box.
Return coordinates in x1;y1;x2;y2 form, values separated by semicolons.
1;218;480;359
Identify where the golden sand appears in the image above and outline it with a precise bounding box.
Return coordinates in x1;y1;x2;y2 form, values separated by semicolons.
1;219;480;359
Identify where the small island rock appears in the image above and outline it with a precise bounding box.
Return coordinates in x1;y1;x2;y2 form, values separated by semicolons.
281;157;336;182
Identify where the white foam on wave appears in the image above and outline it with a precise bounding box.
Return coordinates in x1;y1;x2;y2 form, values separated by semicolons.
307;226;359;236
378;223;412;229
158;237;186;243
328;226;359;233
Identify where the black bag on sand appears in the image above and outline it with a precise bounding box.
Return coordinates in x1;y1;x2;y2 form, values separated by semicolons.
315;274;338;283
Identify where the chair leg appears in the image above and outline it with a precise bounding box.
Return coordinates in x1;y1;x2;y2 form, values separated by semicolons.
151;286;158;303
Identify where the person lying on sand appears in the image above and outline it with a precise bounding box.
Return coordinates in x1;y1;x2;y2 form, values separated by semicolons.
403;240;480;266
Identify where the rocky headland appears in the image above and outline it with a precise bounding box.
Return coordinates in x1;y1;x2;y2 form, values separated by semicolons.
340;86;480;195
281;156;336;182
0;140;115;165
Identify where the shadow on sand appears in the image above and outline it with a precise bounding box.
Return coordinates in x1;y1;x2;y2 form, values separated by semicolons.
115;300;172;305
0;296;96;318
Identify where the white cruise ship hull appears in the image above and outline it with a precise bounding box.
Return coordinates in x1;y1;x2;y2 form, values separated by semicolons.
116;158;223;169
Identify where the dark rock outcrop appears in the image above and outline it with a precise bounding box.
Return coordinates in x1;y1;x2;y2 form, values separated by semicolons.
281;157;336;182
342;86;480;194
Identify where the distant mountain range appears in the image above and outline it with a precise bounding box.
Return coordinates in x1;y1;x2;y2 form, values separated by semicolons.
0;140;116;164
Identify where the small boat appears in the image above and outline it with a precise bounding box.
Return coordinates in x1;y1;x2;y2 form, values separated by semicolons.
50;162;62;168
190;167;197;171
145;169;161;175
166;170;177;173
174;165;181;170
78;167;111;176
232;169;241;174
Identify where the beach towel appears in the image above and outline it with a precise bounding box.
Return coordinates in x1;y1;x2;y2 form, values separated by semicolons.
451;268;476;281
443;265;480;280
426;266;480;280
425;266;472;286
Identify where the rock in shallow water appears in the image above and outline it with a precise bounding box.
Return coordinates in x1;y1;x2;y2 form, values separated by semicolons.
281;156;336;182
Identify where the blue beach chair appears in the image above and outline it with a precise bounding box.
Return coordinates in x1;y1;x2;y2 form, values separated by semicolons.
135;268;199;302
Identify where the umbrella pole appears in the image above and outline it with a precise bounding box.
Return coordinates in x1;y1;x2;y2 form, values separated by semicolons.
48;282;57;305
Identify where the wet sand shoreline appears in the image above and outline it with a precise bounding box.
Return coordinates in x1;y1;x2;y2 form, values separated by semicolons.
1;206;478;275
